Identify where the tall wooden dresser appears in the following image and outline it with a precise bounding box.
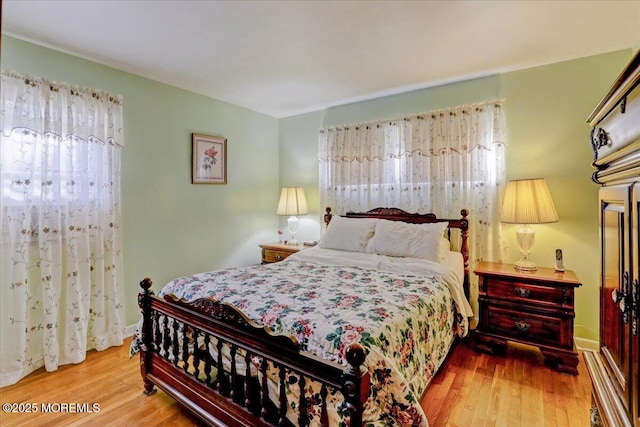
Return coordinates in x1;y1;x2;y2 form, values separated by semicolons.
584;50;639;427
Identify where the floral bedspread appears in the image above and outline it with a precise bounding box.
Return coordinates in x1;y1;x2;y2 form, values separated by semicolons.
132;251;467;427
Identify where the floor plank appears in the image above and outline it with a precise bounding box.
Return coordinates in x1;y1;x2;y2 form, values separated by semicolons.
0;338;202;427
0;337;592;426
422;339;592;427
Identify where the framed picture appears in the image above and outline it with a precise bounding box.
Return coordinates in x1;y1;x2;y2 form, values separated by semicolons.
192;133;227;184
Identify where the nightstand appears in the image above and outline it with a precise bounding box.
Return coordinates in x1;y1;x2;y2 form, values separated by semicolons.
259;242;303;264
474;261;582;375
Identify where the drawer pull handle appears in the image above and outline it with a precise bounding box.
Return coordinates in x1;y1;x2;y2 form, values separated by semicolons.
514;287;531;298
275;254;282;261
514;321;531;333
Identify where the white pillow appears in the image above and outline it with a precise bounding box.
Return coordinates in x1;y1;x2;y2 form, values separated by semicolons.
366;220;449;261
318;216;377;252
438;236;451;257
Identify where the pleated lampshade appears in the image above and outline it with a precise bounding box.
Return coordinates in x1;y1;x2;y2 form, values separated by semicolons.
501;178;558;224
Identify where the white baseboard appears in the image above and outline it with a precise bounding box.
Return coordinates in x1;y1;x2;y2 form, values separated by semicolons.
124;323;137;338
574;337;599;352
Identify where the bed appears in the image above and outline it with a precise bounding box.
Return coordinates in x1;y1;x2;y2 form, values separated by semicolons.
133;207;472;427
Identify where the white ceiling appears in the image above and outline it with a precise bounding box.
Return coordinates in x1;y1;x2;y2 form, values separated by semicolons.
2;1;639;118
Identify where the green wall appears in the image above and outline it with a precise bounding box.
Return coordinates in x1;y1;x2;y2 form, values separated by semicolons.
1;36;281;327
280;49;634;343
2;34;635;343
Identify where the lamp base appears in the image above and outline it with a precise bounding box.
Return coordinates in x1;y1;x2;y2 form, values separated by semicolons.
514;259;537;271
287;215;299;246
515;224;537;271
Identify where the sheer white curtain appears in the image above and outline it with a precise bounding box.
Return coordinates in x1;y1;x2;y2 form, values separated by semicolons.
319;100;506;277
0;70;125;386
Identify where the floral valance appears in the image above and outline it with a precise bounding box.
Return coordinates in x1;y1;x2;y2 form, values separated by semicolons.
0;70;124;147
319;99;505;162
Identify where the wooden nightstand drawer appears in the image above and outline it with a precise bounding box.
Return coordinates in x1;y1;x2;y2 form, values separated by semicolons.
486;279;565;307
262;248;292;263
485;305;564;348
259;243;303;264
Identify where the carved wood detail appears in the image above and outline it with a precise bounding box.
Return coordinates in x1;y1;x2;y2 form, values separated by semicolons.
590;127;610;156
165;295;300;351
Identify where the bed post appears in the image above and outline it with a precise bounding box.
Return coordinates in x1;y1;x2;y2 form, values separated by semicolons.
324;206;333;227
138;277;157;396
341;343;370;427
459;209;470;300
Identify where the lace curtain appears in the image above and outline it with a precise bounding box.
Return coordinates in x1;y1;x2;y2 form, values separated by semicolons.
319;100;506;276
0;70;125;386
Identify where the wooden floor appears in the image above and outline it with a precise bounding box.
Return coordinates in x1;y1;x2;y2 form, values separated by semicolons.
422;339;591;427
0;337;591;427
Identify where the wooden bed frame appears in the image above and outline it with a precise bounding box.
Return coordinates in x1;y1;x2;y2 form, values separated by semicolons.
138;207;470;427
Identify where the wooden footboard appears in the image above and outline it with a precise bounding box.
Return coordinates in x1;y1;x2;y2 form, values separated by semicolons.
138;278;370;427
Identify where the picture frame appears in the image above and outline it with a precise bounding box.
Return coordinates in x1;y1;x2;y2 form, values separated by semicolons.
192;133;227;184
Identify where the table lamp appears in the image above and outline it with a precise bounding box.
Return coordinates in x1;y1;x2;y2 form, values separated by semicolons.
277;187;308;245
501;178;558;271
